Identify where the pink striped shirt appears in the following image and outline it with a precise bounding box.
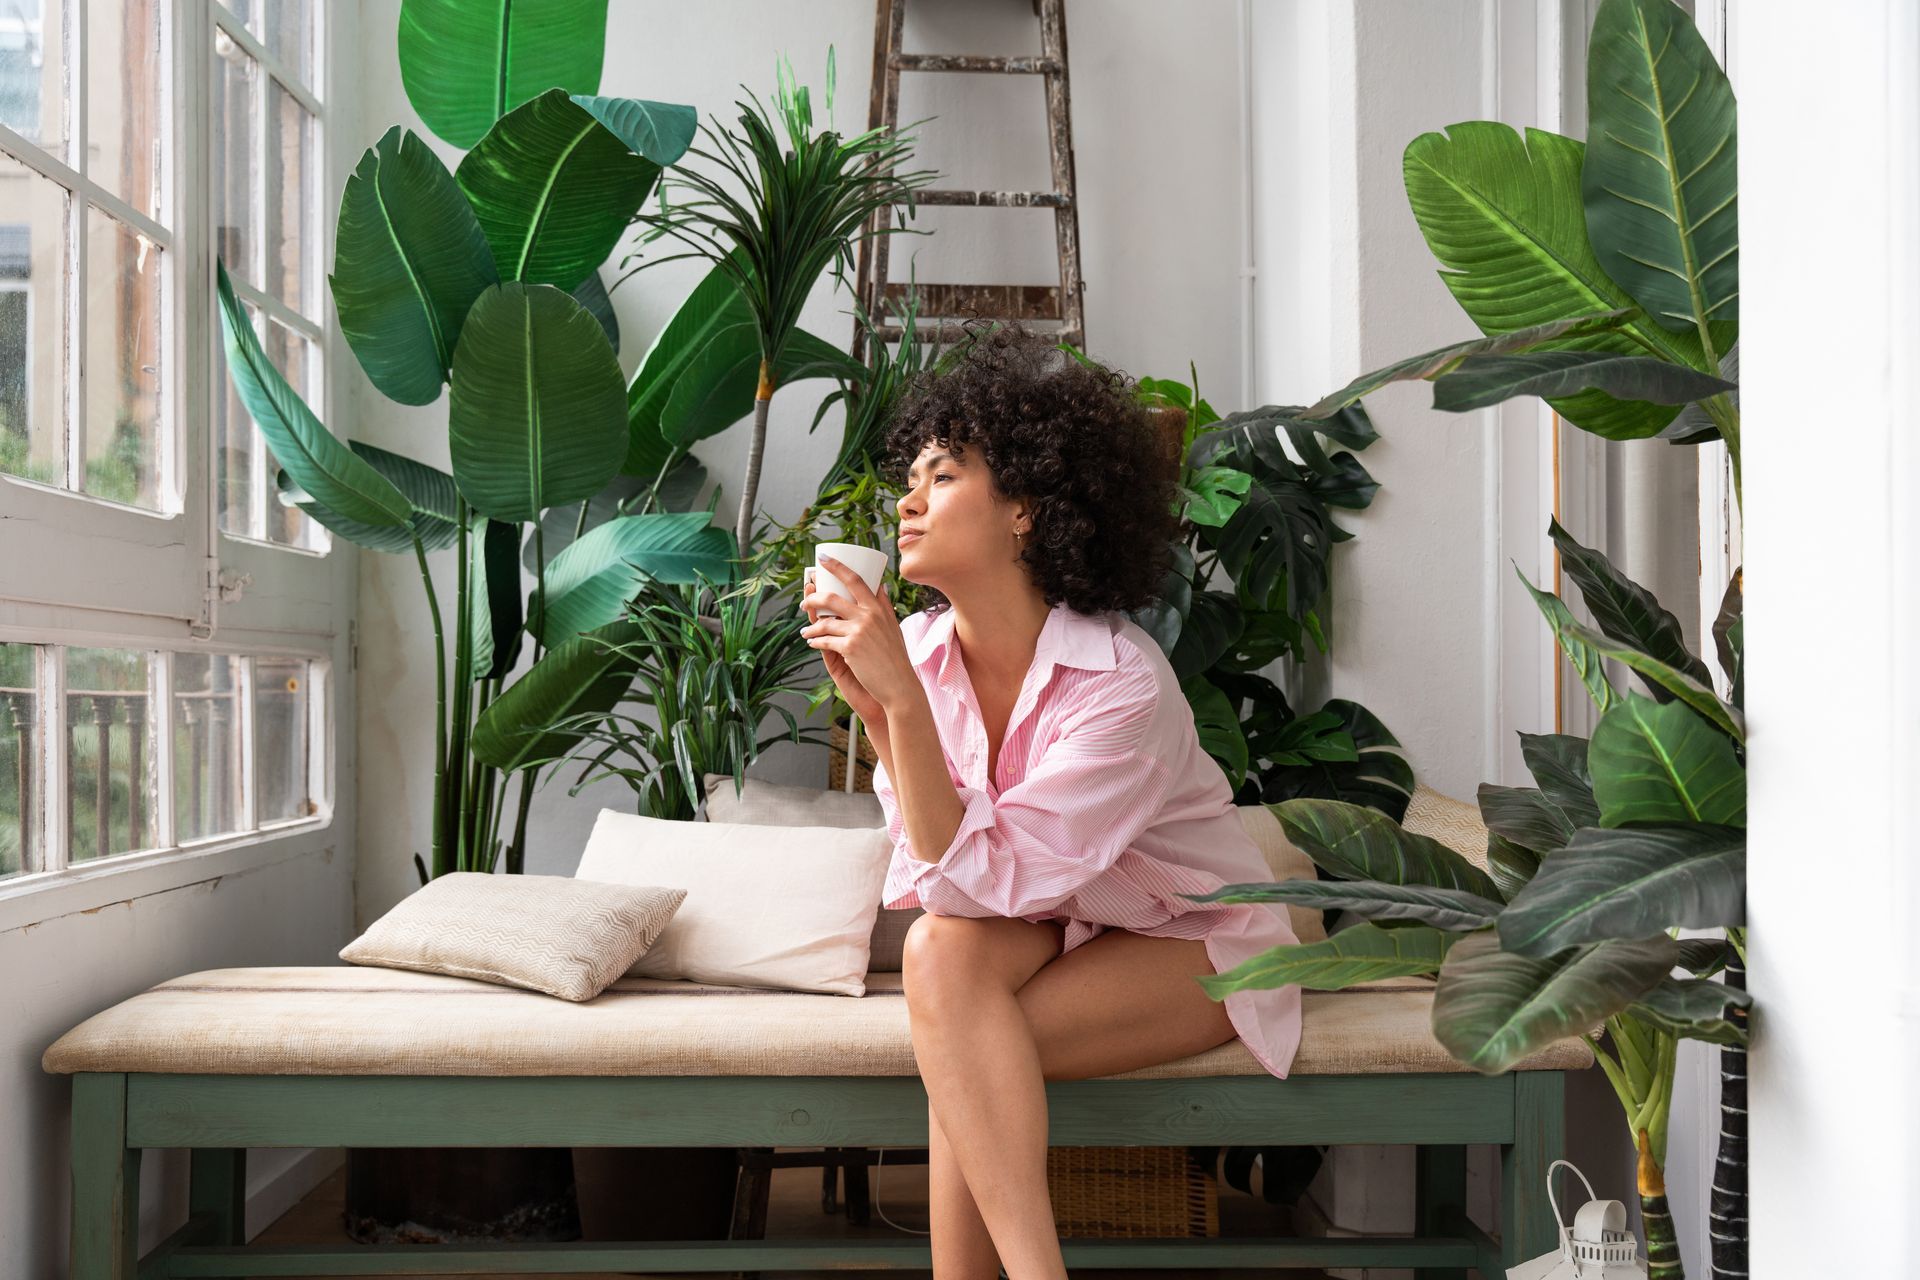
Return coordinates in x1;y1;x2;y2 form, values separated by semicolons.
874;600;1303;1079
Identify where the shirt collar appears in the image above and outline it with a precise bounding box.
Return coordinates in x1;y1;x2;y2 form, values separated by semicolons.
907;601;1118;678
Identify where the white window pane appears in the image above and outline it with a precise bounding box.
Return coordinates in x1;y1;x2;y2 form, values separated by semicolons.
0;0;66;155
262;318;323;549
213;319;254;537
172;652;242;842
264;79;313;313
253;655;310;823
0;153;66;490
66;646;158;863
212;27;257;282
0;642;40;879
85;0;163;219
80;205;163;509
262;0;311;88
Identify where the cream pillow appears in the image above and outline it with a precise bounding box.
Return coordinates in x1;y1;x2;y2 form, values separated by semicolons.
700;772;921;973
575;808;892;996
338;871;687;1002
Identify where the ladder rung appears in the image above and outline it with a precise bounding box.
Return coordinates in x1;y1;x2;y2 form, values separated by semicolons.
872;323;1084;348
916;189;1070;209
882;282;1064;321
889;53;1063;75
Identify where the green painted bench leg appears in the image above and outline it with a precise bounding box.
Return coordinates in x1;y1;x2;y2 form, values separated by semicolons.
1415;1144;1469;1280
70;1073;141;1280
1501;1073;1566;1268
189;1148;247;1243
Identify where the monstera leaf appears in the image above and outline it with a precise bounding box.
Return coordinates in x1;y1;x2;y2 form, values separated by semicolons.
397;0;610;150
1258;699;1416;822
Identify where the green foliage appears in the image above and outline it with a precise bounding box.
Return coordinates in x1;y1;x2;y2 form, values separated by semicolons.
396;0;610;150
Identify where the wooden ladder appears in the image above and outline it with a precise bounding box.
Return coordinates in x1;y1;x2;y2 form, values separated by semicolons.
852;0;1086;360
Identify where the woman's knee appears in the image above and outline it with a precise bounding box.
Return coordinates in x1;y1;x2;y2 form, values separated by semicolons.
901;913;1057;1007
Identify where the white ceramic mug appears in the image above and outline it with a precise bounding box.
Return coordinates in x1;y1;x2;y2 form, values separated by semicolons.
810;541;890;618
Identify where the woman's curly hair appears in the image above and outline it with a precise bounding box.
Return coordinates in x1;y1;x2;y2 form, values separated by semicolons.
882;322;1181;616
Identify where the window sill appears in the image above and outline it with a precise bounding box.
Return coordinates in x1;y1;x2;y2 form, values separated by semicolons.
0;814;340;934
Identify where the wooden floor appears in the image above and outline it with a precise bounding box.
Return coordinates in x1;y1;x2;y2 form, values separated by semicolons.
254;1151;1332;1280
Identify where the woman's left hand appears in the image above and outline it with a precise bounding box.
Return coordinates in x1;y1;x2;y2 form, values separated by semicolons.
801;555;922;714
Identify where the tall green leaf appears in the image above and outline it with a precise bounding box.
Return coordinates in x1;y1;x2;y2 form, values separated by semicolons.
1584;0;1739;341
1517;564;1621;714
470;619;642;771
1518;732;1600;826
1589;695;1746;826
331;127;498;405
1477;784;1581;855
1198;922;1455;996
396;0;609;150
456;89;691;290
1497;824;1745;957
1402;121;1710;439
215;262;411;529
1629;977;1751;1047
1562;616;1744;741
1429;350;1733;413
660;323;862;445
448;282;627;522
275;442;459;553
1548;516;1713;689
1272;798;1503;901
1190;878;1503;932
1432;930;1678;1074
469;516;525;681
531;512;736;644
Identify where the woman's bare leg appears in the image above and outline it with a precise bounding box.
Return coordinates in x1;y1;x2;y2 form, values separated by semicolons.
927;1098;1002;1280
903;914;1066;1280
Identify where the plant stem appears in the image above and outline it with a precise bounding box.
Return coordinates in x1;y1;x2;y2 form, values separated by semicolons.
1640;1130;1684;1280
1710;955;1750;1280
411;534;448;879
735;360;775;554
1701;394;1742;511
450;499;471;871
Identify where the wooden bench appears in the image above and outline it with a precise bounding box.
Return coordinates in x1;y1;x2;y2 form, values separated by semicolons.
43;960;1588;1277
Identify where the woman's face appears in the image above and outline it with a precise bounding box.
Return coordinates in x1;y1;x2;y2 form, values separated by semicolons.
894;441;1024;591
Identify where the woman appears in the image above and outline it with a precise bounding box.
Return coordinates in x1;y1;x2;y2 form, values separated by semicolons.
800;326;1301;1280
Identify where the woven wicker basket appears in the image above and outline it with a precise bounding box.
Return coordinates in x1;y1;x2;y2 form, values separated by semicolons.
1045;1146;1219;1238
829;721;1218;1238
827;720;879;793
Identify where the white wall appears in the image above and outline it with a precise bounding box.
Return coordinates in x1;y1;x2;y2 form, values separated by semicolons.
1744;1;1920;1275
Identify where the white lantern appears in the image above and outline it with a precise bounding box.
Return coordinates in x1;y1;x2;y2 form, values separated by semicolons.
1506;1160;1648;1280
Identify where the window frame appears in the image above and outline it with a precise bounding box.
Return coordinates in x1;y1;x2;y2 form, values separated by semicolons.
0;1;354;929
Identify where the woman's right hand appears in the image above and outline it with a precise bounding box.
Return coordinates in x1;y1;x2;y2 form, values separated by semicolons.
803;566;889;726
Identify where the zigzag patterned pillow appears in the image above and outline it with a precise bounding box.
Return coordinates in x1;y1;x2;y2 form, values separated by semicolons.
340;872;687;1001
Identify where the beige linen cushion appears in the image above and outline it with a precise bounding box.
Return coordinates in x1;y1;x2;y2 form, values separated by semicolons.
337;871;687;1002
701;772;922;971
576;808;892;996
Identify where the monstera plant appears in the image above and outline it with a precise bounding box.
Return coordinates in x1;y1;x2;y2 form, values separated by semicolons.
1186;0;1747;1275
1116;366;1414;821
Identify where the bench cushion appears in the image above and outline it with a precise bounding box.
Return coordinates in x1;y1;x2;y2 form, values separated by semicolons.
42;965;1591;1079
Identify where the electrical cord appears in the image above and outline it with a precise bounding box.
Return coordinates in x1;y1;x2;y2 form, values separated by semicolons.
870;1147;931;1235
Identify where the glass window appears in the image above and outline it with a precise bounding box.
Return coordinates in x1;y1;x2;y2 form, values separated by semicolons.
65;647;160;864
253;655;310;824
0;156;68;489
172;652;244;843
0;643;41;878
86;0;165;219
0;0;65;153
81;206;165;508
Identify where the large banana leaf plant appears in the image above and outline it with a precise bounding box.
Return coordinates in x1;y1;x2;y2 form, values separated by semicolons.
1181;1;1749;1274
219;4;759;883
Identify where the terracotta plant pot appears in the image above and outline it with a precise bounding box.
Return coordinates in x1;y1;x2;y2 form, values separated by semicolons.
572;1146;740;1241
343;1146;579;1243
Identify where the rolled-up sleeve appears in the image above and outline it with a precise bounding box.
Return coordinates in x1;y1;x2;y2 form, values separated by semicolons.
874;676;1174;918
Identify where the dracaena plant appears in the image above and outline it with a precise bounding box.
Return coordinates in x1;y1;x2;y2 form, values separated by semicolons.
1180;1;1748;1274
1115;364;1415;821
630;51;937;555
